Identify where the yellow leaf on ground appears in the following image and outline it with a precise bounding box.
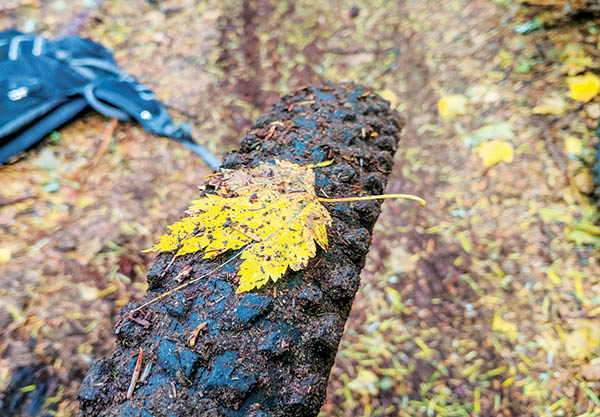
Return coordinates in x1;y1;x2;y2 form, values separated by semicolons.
546;268;561;285
380;89;398;108
564;135;582;155
438;94;468;118
586;103;600;119
567;72;600;103
561;44;593;76
492;313;518;339
532;94;567;115
477;140;514;167
565;320;600;361
387;246;416;273
347;368;379;395
0;248;11;264
566;328;598;361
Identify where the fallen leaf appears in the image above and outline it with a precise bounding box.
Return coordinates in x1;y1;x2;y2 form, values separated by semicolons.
143;160;423;296
146;188;331;294
466;84;501;104
477;140;514;167
572;166;594;194
347;368;379;395
34;148;60;172
462;122;514;147
567;72;600;103
0;248;11;264
564;136;582;155
561;44;593;76
586;103;600;119
380;89;398;109
566;224;600;247
146;160;331;293
514;17;541;34
533;94;567;115
387;246;416;273
438;94;468;118
566;327;599;361
492;313;518;340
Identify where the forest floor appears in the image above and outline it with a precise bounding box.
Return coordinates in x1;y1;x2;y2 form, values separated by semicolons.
1;0;600;416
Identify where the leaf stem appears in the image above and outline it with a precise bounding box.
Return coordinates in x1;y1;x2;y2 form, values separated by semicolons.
317;193;426;206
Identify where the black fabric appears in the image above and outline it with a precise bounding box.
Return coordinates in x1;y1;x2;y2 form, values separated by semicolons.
0;30;220;168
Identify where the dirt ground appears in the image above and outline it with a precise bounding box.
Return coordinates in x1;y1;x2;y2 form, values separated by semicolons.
1;0;600;416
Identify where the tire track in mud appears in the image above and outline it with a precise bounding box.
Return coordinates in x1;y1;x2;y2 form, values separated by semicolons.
213;0;327;144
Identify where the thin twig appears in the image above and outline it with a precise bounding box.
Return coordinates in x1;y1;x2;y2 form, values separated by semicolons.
0;194;34;207
126;348;143;400
188;322;207;347
89;118;118;168
159;254;177;279
76;118;117;184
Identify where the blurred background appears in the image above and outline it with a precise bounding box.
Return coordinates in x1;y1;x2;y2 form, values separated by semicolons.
2;0;600;416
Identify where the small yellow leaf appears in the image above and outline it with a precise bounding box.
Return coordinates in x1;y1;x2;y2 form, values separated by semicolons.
573;167;594;194
0;248;11;264
546;268;561;285
438;94;468;118
567;72;600;103
477;140;514;167
79;285;99;301
566;328;598;361
492;313;518;339
561;44;593;76
564;135;582;155
532;95;567;115
586;103;600;119
380;89;398;109
565;320;600;361
347;369;379;395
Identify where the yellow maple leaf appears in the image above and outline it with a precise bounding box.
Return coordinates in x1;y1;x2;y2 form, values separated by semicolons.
477;140;514;167
567;72;600;103
146;160;332;293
